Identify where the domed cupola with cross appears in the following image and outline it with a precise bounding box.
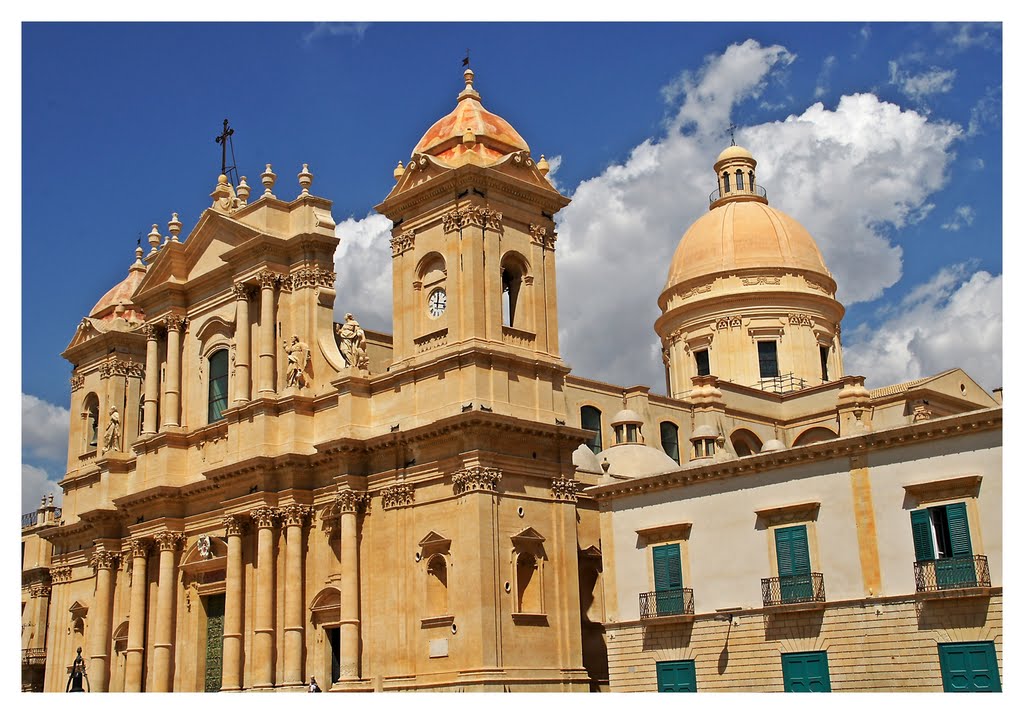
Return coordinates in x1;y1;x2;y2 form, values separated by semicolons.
376;68;570;391
654;143;846;398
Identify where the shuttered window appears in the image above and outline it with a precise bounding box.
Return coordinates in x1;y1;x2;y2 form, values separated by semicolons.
653;543;683;616
910;503;973;560
775;525;812;602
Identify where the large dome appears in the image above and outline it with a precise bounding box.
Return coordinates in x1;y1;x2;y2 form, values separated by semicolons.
89;248;147;324
411;69;530;167
664;199;832;291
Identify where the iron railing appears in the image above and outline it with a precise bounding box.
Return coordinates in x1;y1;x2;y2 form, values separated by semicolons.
21;512;35;528
21;648;46;665
914;555;990;592
709;184;768;205
761;573;826;607
639;588;695;619
753;373;809;395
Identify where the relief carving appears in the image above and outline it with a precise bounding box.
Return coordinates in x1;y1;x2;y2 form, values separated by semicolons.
337;490;369;514
163;314;187;333
89;549;119;571
127;538;151;559
257;270;280;290
529;223;557;250
740;275;781;286
232;283;254;301
788;313;813;326
49;566;72;583
550;476;579;502
380;483;415;509
290;267;337;290
390;230;415;257
680;283;712;300
70;372;84;392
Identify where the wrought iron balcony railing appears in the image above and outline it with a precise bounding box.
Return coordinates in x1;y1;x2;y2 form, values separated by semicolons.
752;373;809;395
21;648;46;665
914;555;990;592
639;587;695;619
761;573;826;607
709;184;768;205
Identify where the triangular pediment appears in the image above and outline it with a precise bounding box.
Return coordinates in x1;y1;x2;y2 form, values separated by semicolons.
510;527;545;545
418;530;452;555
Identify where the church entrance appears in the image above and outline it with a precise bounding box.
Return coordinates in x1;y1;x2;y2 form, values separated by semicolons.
204;594;225;692
326;627;340;683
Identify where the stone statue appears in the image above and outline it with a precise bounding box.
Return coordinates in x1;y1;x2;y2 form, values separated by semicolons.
283;335;311;388
102;406;121;453
65;646;89;692
336;313;369;371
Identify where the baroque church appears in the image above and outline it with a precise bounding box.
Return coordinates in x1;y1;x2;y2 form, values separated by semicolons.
21;68;1002;693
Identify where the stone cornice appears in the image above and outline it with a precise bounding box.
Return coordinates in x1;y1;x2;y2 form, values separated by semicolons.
588;407;1001;501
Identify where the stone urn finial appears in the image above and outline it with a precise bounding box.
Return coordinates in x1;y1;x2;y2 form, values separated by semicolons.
298;163;313;195
393;161;405;181
236;176;251;203
168;212;182;243
538;155;550;176
147;223;161;255
261;163;277;198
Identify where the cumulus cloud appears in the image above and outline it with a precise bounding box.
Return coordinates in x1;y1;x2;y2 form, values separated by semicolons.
843;265;1002;390
302;22;370;46
888;63;956;105
333;212;394;333
22;393;70;462
553;40;960;390
941;205;976;231
22;464;62;514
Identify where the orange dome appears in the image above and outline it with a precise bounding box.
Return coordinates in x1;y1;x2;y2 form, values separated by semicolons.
412;69;530;166
664;200;832;291
90;258;147;323
716;144;754;164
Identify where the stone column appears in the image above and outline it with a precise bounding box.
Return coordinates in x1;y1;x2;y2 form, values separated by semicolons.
221;516;246;692
151;531;184;692
338;491;362;681
142;324;160;435
282;505;312;686
124;539;151;692
257;272;278;396
233;283;253;405
162;315;185;428
87;548;119;692
251;507;279;688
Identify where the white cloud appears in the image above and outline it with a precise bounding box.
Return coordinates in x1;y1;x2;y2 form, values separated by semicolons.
333;212;394;334
888;63;956;105
814;55;836;99
941;205;976;231
22;393;70;462
302;22;370;46
843;265;1002;391
553;40;960;390
22;464;62;514
968;86;1000;137
543;154;564;193
944;23;1000;52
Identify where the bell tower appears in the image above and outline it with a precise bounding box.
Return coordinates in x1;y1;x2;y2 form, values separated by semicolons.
376;69;570;377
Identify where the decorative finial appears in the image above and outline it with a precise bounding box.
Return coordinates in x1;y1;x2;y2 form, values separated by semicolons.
393;161;405;181
261;163;277;198
464;67;474;88
147;224;161;255
236;176;250;204
462;126;476;145
298;164;313;195
168;212;182;243
41;494;46;507
48;493;54;506
538;155;550;176
133;242;145;269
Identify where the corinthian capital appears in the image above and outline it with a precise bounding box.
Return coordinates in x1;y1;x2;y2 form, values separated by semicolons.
89;548;120;571
257;270;280;290
232;282;255;301
163;314;187;332
154;531;185;552
281;504;313;527
222;515;248;537
250;506;280;529
127;538;151;559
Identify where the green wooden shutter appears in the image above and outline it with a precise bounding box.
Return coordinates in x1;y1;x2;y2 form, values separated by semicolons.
775;526;810;576
782;651;832;692
910;509;935;561
656;660;697;692
944;502;973;557
653;543;682;590
938;642;1001;692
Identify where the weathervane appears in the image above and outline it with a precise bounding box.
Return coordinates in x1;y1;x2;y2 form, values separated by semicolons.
462;49;470;67
215;119;239;186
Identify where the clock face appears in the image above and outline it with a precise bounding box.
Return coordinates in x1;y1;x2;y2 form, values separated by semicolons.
428;288;447;318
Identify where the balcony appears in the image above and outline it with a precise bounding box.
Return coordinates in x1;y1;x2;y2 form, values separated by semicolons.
22;648;46;666
752;373;809;395
639;588;695;620
709;184;768;206
915;555;991;598
761;573;826;610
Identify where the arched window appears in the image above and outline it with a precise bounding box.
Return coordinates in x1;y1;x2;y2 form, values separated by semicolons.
208;349;229;423
730;429;763;457
660;422;680;464
426;555;448;615
500;254;529;328
792;427;837;447
581;406;602;454
722;172;731;193
735;170;744;190
516;553;541;613
748;170;755;189
83;393;99;451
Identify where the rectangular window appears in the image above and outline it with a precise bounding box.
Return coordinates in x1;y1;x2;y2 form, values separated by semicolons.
938;641;1001;692
208;350;230;423
581;406;602;454
758;341;779;378
775;525;813;602
652;543;684;616
819;345;829;381
782;651;831;692
911;502;976;588
694;349;710;376
656;660;697;692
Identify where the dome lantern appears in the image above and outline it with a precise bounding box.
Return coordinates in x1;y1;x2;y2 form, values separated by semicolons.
710;144;766;209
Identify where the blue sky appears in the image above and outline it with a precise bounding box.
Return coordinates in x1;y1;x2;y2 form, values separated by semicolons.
19;21;1003;511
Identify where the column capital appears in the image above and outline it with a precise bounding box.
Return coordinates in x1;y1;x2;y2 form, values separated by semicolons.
232;282;255;301
163;314;187;332
337;490;369;514
281;504;313;527
250;506;281;529
154;531;185;552
380;483;415;510
90;548;120;572
550;476;579;502
452;466;502;495
222;514;249;537
143;322;162;339
257;270;281;290
127;537;152;559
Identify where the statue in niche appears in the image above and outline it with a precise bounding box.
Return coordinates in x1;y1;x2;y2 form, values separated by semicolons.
102;406;121;453
336;313;369;371
283;335;311;388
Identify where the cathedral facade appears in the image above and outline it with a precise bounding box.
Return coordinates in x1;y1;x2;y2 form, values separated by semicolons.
21;68;1001;693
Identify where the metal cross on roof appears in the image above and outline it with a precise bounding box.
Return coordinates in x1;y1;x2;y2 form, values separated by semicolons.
727;123;737;146
214;119;239;186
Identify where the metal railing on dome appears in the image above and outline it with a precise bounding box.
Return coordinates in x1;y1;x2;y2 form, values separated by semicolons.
709;184;768;205
752;373;808;394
